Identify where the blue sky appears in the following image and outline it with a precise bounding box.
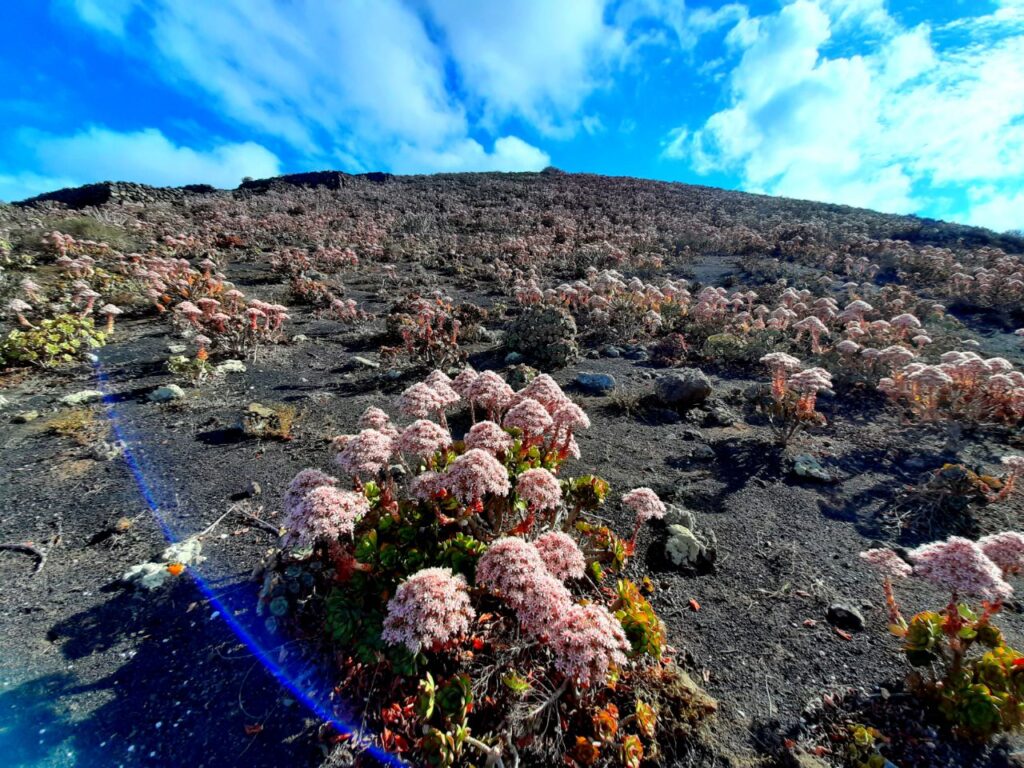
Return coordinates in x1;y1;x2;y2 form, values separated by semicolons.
1;0;1022;231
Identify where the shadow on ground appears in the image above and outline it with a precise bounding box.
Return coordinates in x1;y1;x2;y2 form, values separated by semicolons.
2;579;325;768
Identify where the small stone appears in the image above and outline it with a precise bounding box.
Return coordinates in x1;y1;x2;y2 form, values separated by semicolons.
575;372;616;395
827;603;865;632
691;444;715;460
61;389;104;406
655;368;713;409
167;344;188;354
91;440;126;461
602;346;621;358
291;334;309;344
743;383;769;402
504;351;525;365
793;755;830;768
148;384;186;403
705;405;738;427
12;410;39;423
352;356;379;369
793;454;833;482
0;395;10;410
243;480;262;498
215;359;246;374
121;562;170;590
384;369;403;381
161;537;203;566
903;456;928;471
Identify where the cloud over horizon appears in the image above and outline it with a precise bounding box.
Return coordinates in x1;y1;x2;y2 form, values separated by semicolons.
0;1;1019;231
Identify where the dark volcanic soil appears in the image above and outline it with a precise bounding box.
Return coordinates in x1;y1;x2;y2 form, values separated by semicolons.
1;172;1023;768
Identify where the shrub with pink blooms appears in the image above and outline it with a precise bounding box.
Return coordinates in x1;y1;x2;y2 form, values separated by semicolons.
380;292;485;369
379;567;474;653
757;353;833;444
878;350;1024;426
861;533;1024;739
260;369;710;766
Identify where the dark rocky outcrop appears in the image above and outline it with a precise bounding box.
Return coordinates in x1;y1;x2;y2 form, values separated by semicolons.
237;170;392;194
16;181;217;209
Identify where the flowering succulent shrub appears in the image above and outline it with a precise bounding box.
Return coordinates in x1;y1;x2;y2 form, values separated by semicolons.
879;350;1024;426
757;353;833;444
862;534;1024;739
0;313;106;368
261;370;709;765
380;567;475;653
173;296;290;358
381;292;483;369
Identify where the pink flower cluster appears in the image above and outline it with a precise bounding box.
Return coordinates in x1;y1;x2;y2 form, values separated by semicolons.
174;295;290;356
548;603;629;688
396;419;451;459
282;468;338;519
978;532;1024;575
358;406;397;435
381;567;475;653
533;531;586;581
445;448;510;504
879;351;1024;424
503;398;553;441
329;371;591;511
477;536;627;686
859;548;913;579
622;487;666;528
907;536;1013;600
516;468;562;511
467;370;515;419
281;481;369;550
477;538;569;636
865;532;1024;600
464;420;514;455
335;428;395;477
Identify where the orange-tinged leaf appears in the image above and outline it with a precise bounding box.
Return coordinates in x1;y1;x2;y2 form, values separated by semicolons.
688;598;701;612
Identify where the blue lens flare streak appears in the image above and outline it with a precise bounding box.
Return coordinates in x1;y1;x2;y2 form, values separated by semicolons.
90;360;405;767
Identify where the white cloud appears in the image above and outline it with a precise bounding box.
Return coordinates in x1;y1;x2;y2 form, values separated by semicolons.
660;126;689;159
67;0;135;36
393;136;550;174
818;0;894;34
666;0;1024;229
0;172;80;203
421;0;621;138
965;186;1024;232
0;127;281;200
69;0;551;173
616;0;748;51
